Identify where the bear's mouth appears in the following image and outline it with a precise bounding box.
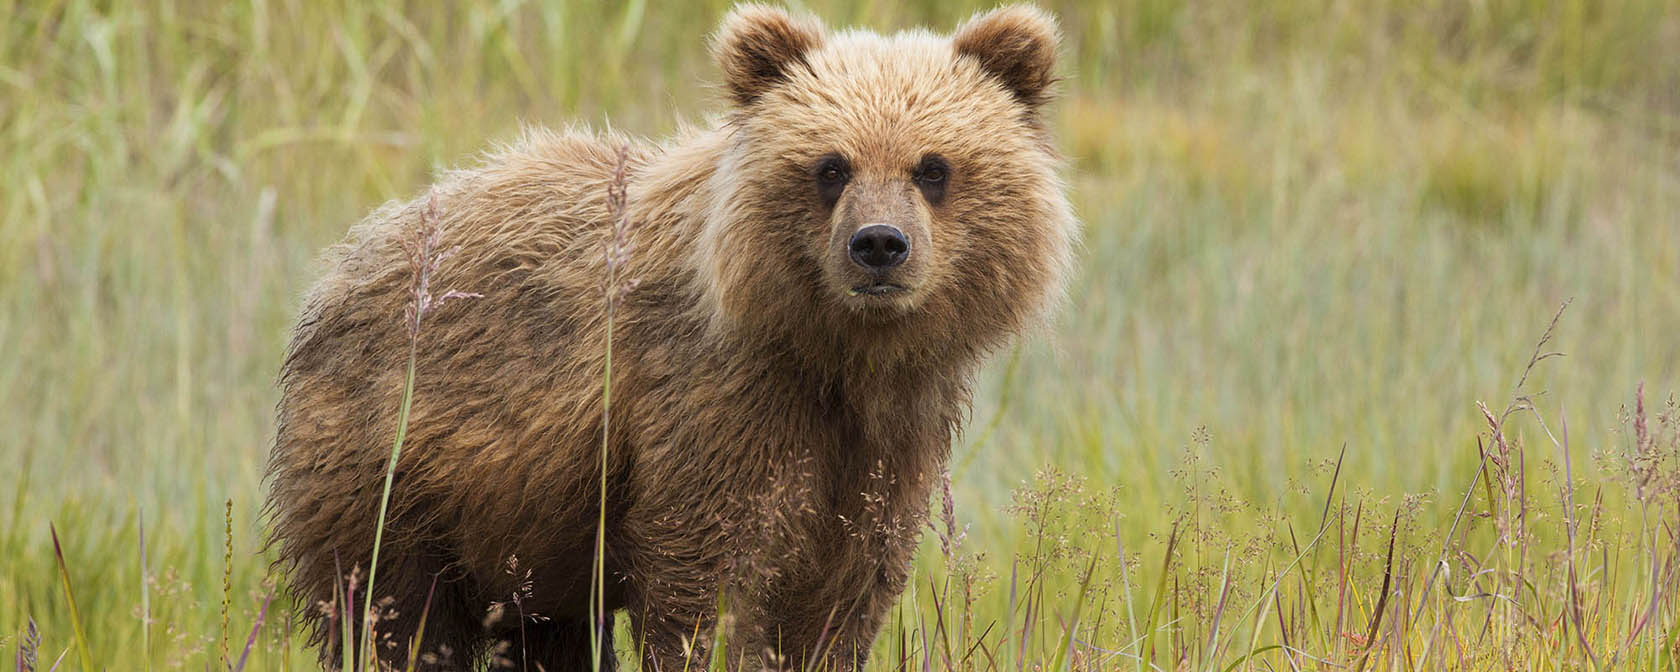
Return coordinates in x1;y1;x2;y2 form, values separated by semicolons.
847;283;907;297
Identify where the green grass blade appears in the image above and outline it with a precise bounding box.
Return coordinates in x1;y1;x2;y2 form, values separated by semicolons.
1049;549;1101;672
363;348;418;667
1141;520;1181;671
48;524;94;672
1220;644;1284;672
1114;519;1142;672
404;575;440;672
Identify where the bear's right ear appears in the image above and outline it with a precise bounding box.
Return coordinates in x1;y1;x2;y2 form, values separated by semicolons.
711;5;826;107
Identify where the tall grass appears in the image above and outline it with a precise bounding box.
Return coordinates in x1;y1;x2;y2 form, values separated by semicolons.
595;144;640;672
3;0;1677;669
344;191;477;670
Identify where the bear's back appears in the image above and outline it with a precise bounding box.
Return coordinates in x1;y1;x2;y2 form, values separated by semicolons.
268;129;672;593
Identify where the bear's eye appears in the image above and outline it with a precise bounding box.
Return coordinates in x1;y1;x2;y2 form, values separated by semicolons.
813;154;851;206
914;155;950;204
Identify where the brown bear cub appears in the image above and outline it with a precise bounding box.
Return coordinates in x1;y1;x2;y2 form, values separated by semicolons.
267;4;1075;670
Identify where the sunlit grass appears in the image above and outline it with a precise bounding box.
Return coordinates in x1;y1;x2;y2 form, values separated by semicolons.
3;0;1677;669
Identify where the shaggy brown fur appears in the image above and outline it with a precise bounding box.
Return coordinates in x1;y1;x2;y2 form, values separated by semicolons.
266;5;1075;670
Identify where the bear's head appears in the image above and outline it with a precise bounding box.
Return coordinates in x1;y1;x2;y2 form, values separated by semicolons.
695;4;1076;370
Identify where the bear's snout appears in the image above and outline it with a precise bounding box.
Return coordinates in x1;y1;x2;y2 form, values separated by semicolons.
848;224;910;271
826;178;933;303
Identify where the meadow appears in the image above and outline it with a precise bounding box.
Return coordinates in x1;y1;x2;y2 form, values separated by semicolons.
3;0;1679;669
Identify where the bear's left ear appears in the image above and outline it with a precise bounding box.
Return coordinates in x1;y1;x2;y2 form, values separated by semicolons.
711;5;827;107
952;5;1061;109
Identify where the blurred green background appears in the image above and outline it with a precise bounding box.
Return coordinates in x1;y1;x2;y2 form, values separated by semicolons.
2;0;1677;667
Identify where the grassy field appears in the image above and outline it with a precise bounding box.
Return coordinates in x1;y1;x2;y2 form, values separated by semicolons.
3;0;1679;669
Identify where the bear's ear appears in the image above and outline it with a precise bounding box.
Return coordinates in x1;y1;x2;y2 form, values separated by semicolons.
952;5;1061;109
711;5;826;107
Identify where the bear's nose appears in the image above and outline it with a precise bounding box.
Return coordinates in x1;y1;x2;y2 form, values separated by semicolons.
848;225;910;271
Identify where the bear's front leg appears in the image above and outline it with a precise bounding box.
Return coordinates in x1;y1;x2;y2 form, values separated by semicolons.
618;490;797;672
618;518;728;672
625;575;719;672
762;510;926;671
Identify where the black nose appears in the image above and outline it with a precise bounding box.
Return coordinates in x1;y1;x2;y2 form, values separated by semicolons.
848;225;909;270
